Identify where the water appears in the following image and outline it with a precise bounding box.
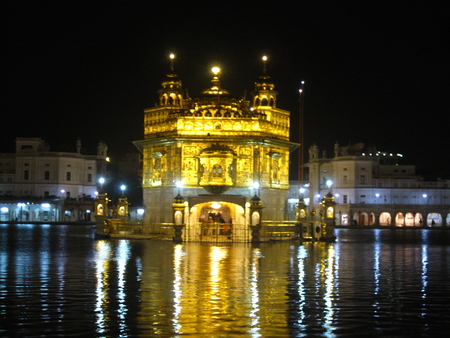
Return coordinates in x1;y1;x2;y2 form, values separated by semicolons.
1;224;450;337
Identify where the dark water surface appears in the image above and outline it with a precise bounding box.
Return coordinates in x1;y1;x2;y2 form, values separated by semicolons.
1;224;450;337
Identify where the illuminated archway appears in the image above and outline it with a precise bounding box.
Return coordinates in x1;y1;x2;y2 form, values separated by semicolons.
186;201;248;241
404;212;415;226
341;212;349;225
427;213;442;226
395;213;404;226
379;212;391;226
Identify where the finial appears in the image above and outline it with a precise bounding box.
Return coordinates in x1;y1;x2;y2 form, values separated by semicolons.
262;55;268;73
211;66;220;75
169;53;175;72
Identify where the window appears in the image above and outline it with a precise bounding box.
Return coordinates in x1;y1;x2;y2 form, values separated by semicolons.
44;171;50;180
66;172;71;181
24;170;29;180
360;175;366;184
343;195;348;203
87;173;92;182
343;175;348;184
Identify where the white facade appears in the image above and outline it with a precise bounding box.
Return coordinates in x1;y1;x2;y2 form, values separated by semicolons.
288;143;450;227
0;138;108;222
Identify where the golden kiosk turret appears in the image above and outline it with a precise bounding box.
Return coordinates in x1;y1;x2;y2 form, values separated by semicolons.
94;192;109;237
320;192;337;242
172;193;186;242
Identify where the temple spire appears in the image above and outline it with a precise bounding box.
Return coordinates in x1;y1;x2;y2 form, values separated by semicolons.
158;53;183;106
253;55;277;108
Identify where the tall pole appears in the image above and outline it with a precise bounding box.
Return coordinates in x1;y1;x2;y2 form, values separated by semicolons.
298;81;305;189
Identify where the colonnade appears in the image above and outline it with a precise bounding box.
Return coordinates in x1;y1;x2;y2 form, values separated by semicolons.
336;204;450;227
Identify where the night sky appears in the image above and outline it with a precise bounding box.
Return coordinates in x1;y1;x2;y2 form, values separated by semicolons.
3;2;449;178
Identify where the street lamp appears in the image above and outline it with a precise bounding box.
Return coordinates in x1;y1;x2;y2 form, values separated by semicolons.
99;177;105;193
252;182;260;196
423;194;428;226
120;185;126;196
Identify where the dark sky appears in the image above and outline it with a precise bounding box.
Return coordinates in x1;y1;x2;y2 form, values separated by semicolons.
3;2;449;177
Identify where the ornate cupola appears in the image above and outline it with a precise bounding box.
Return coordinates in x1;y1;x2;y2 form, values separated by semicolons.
253;56;278;108
158;53;183;107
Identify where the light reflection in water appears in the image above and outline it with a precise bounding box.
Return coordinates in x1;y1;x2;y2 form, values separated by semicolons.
421;242;428;318
3;225;450;337
172;244;185;333
249;247;261;337
323;245;336;338
116;240;130;333
296;246;307;331
95;240;112;334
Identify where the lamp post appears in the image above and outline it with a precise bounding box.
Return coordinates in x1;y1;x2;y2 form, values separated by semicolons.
326;180;333;191
175;181;183;195
252;182;260;197
99;177;105;193
423;193;428;226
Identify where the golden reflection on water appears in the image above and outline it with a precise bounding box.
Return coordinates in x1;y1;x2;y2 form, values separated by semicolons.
90;237;437;337
91;240;344;336
95;240;112;335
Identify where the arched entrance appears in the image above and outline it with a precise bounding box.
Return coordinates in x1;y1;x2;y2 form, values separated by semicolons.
395;213;404;226
427;213;442;226
379;212;391;226
184;200;250;242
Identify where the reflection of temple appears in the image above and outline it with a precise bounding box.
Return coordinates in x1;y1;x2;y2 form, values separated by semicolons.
134;55;297;240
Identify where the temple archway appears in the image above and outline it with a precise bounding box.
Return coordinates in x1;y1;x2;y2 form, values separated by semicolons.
186;201;249;242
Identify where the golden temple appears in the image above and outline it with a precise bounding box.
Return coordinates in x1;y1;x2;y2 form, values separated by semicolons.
133;55;300;240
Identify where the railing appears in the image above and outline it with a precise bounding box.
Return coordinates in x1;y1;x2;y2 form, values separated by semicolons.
105;219;302;242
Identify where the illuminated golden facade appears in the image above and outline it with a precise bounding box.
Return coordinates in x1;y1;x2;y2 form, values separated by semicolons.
135;56;297;231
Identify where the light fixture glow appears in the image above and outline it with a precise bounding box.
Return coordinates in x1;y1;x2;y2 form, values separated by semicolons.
212;66;220;75
211;202;221;209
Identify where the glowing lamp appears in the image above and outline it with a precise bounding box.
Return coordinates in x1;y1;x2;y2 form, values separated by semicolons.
211;202;221;209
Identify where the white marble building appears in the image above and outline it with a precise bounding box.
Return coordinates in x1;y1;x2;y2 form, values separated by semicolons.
0;138;108;222
287;142;450;227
